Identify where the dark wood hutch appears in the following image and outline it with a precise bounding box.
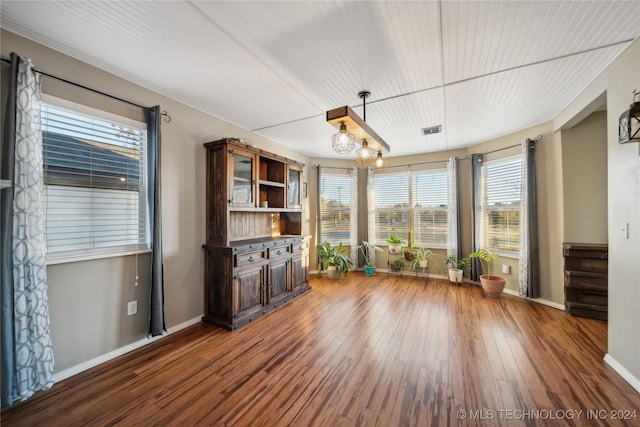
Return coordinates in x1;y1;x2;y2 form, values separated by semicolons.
203;138;310;330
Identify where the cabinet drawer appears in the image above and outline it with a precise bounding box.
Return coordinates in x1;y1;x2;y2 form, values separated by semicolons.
269;244;291;259
235;250;265;267
292;240;309;254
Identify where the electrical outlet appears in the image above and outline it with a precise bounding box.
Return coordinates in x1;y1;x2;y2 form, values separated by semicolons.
127;300;138;316
502;264;510;274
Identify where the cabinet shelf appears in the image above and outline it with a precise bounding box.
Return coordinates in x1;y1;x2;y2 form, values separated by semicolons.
229;207;301;213
259;180;285;188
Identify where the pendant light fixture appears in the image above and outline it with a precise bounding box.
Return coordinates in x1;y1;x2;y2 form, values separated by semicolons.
331;121;356;154
356;139;376;167
373;151;388;169
326;90;390;161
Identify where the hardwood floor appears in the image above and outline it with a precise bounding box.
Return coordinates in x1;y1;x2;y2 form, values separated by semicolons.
2;274;639;426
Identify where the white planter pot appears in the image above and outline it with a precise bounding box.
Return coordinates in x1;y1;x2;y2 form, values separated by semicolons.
417;260;428;268
388;244;402;254
326;265;338;280
448;268;463;283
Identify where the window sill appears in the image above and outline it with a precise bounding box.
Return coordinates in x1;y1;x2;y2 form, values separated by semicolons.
46;247;151;265
495;251;519;260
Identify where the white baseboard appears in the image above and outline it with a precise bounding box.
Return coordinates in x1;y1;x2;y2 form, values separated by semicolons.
500;288;565;311
529;297;564;311
53;315;203;382
604;354;640;394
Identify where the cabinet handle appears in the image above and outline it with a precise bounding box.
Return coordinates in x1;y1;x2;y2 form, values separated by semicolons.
276;250;281;255
248;256;254;262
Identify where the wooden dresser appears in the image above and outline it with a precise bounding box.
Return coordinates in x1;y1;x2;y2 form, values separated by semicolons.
562;242;608;320
203;138;310;330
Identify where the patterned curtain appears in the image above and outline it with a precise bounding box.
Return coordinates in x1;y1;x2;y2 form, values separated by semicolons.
316;165;322;269
367;167;376;246
446;158;460;258
1;54;55;407
519;138;540;297
349;167;358;267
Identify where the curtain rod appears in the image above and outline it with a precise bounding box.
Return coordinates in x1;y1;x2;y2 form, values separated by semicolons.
482;143;520;156
312;165;354;170
1;56;172;122
1;56;146;110
482;135;543;156
373;135;543;169
386;158;449;168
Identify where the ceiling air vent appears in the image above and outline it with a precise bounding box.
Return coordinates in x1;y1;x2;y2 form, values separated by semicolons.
421;125;442;136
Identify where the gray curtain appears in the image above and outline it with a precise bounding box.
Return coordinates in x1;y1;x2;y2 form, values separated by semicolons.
1;53;19;408
147;106;165;337
470;153;483;282
519;138;540;298
1;54;55;407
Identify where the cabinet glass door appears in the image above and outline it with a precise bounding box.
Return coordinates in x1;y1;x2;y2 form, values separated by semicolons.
232;152;254;206
288;168;301;208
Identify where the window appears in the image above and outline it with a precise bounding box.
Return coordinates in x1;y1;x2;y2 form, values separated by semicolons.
480;157;523;254
373;173;409;243
373;170;448;247
411;172;448;246
319;173;352;245
41;100;149;259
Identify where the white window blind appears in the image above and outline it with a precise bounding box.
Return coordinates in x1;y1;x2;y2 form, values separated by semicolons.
373;173;409;243
373;170;448;247
481;157;523;253
320;173;351;245
412;171;448;246
42;102;149;258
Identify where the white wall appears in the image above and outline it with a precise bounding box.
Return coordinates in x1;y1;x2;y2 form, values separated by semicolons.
555;39;640;388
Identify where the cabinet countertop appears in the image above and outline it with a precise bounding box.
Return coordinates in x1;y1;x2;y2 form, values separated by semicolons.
203;235;309;250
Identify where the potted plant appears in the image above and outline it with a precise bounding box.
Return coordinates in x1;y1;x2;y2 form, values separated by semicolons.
445;255;471;283
469;248;505;297
387;235;404;254
317;241;353;279
358;241;383;276
389;258;405;272
409;247;433;269
402;241;415;261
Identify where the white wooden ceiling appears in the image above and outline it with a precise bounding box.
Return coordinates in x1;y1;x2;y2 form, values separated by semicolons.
2;1;639;159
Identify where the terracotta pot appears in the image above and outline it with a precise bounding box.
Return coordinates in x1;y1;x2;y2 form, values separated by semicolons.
479;275;506;297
